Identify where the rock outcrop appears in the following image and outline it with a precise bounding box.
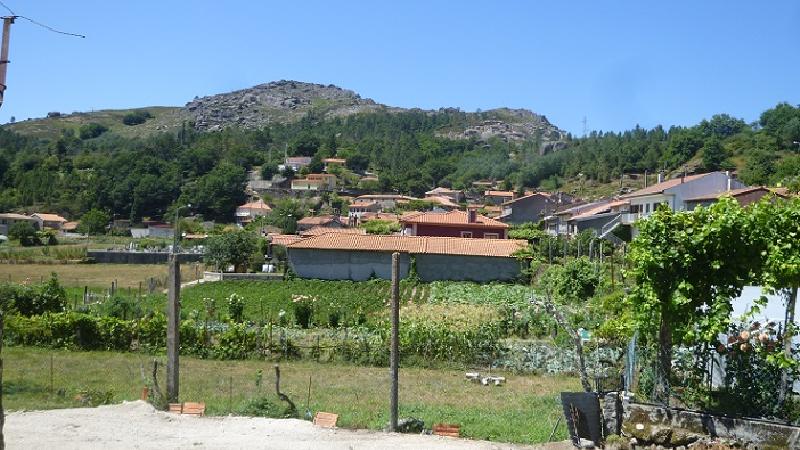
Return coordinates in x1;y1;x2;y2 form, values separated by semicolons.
185;80;391;131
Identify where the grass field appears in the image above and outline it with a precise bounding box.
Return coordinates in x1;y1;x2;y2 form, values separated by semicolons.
3;346;576;444
0;263;205;288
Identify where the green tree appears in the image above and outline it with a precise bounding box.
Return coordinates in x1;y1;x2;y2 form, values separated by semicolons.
78;209;110;235
204;230;258;272
700;137;730;171
260;164;278;181
8;221;39;246
268;198;305;234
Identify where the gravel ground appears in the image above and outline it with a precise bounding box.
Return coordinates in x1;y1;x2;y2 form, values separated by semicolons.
5;401;573;450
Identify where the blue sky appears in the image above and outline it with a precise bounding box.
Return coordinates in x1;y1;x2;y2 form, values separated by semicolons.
2;0;799;134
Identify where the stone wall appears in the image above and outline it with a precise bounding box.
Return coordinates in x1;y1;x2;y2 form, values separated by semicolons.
594;394;800;449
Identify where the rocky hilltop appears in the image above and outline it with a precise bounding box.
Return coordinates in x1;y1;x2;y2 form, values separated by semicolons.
436;107;567;154
185;80;394;131
7;80;568;153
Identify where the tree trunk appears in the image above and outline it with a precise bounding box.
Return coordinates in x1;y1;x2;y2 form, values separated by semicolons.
655;303;672;405
779;286;798;406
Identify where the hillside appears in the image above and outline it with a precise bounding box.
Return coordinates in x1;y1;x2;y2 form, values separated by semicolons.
6;80;568;154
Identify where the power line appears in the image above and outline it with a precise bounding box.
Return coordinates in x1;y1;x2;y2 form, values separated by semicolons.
0;1;15;16
0;1;85;38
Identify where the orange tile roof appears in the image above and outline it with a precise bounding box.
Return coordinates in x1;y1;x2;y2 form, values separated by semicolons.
300;227;367;237
322;158;346;164
237;200;271;211
359;212;401;223
33;213;68;223
621;173;711;198
424;195;460;208
400;210;509;229
62;221;79;231
484;190;515;197
296;215;342;226
269;234;305;246
287;234;527;257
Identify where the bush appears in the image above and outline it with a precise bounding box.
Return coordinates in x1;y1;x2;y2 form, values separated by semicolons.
78;122;108;139
237;395;295;418
228;293;245;323
4;273;67;316
122;111;151;126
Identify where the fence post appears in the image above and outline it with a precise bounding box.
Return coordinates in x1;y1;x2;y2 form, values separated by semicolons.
228;375;233;414
389;252;400;432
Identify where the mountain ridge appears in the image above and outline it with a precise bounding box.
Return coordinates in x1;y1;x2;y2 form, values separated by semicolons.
5;80;568;152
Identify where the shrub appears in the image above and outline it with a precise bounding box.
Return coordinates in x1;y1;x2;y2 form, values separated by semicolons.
228;293;245;323
237;395;296;418
78;122;108;139
122;110;151;125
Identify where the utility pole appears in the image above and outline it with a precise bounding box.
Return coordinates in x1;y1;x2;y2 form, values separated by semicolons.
389;252;400;432
167;204;189;403
0;16;14;110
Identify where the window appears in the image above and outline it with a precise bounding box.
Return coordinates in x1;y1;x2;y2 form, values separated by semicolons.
645;204;650;213
484;233;499;239
460;231;473;238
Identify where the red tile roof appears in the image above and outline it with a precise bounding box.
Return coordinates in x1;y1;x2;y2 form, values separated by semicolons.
287;234;527;257
33;213;68;223
484;190;515;198
570;199;630;220
300;227;367;237
400;210;509;229
268;234;305;246
296;215;342;226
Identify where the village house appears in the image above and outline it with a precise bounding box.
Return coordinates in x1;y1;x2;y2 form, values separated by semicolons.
286;234;527;282
348;200;380;218
349;194;417;214
484;190;515;205
400;209;509;239
322;158;346;172
0;213;39;236
291;173;337;191
278;156;312;173
685;186;788;210
620;171;746;225
499;192;575;225
424;187;464;204
235;200;272;227
32;213;68;231
295;214;347;232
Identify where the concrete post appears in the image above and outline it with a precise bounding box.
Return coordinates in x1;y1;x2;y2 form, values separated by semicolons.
166;254;180;403
389;252;400;432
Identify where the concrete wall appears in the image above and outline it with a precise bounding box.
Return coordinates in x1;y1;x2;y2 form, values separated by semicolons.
288;248;410;281
88;250;203;264
288;249;522;282
415;254;522;282
503;195;550;224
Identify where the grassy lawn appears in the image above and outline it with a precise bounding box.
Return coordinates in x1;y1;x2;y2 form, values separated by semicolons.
0;263;205;288
2;346;576;444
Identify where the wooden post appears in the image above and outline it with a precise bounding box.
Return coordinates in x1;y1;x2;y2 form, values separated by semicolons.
166;253;181;403
0;308;4;450
389;252;400;432
0;16;14;110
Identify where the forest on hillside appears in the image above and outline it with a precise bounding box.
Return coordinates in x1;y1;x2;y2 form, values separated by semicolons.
0;102;798;223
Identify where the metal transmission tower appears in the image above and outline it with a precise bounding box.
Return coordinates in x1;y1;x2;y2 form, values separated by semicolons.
581;116;588;138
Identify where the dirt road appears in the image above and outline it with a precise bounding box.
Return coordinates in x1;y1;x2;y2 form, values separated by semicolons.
5;401;572;450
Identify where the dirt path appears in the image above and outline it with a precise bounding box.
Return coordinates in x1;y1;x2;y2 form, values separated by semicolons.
5;401;572;450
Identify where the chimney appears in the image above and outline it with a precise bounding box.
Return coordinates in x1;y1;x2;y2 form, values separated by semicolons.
644;170;648;189
467;208;477;223
657;171;664;183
